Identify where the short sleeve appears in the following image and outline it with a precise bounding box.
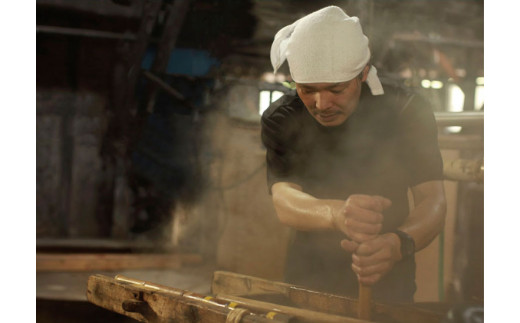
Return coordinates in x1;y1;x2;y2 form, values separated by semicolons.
398;94;444;186
261;105;303;194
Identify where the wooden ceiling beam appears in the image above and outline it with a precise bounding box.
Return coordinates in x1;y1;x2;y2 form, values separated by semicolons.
37;0;144;18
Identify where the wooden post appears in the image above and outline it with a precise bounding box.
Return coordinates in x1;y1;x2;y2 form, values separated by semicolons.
357;283;372;320
107;0;163;239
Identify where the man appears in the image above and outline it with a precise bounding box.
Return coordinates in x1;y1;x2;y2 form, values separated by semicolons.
261;6;446;302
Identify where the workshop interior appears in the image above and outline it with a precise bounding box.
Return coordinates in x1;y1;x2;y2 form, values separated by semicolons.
36;0;484;322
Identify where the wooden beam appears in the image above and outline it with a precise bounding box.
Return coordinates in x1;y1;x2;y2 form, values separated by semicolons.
145;0;192;113
36;253;202;272
113;275;294;322
212;271;445;323
142;70;196;110
438;134;483;150
215;294;368;323
392;32;483;48
434;112;483;128
37;25;137;41
151;0;192;73
37;0;143;18
212;271;358;316
87;274;293;323
36;238;169;251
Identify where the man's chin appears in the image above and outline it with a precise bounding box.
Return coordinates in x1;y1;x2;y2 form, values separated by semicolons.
316;115;347;127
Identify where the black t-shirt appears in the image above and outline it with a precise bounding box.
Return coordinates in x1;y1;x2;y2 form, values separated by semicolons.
260;82;443;302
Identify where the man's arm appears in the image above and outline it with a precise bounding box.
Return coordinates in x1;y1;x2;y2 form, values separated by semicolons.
272;182;390;241
396;180;447;251
271;182;343;231
345;180;447;285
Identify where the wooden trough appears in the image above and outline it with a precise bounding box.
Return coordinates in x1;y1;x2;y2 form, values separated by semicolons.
87;271;452;322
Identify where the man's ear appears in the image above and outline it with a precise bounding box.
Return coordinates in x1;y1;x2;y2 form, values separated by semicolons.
360;65;370;82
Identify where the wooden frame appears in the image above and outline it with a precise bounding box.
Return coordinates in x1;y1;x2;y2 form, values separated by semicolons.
87;271;449;322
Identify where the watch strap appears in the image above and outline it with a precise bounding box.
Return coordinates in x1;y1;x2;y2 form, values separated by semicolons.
392;230;415;260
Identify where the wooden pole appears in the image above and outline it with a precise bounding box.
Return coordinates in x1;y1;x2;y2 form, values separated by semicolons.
357;282;372;321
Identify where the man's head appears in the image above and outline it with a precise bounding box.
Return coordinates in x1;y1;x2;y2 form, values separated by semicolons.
296;65;369;127
270;6;384;126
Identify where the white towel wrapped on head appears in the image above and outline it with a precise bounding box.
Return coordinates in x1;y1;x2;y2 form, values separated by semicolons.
270;6;384;95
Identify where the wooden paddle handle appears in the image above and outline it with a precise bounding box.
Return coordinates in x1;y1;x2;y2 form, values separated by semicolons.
358;281;372;320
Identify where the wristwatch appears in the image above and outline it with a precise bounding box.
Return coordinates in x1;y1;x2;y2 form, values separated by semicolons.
392;230;415;260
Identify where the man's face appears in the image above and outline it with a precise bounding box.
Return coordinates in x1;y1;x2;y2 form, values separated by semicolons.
295;67;369;127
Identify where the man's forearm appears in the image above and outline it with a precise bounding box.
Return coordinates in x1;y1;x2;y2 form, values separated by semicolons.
397;181;447;251
271;182;343;231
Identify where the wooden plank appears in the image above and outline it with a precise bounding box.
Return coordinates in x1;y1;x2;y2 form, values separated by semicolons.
36;238;167;251
36;253;202;272
212;271;359;316
438;134;483;150
113;275;294;323
87;274;292;323
37;0;143;18
215;294;369;323
212;271;445;323
36;25;137;40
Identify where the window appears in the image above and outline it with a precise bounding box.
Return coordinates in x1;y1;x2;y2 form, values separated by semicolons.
446;83;465;113
442;77;483;133
445;82;465;133
475;77;484;110
259;90;284;115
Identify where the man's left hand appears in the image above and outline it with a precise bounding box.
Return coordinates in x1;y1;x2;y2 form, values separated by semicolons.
341;233;402;286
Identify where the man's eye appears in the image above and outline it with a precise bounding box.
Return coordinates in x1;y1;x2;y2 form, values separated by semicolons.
330;89;343;94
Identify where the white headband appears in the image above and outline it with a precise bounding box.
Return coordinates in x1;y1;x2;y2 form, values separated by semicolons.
270;6;384;95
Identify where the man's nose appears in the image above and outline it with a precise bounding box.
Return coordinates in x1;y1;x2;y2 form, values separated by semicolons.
315;92;333;110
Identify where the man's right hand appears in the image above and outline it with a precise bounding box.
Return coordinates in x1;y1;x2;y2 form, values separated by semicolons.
332;194;391;244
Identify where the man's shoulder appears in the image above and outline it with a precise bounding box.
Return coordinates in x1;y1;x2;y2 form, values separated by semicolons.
261;91;307;145
261;90;304;121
